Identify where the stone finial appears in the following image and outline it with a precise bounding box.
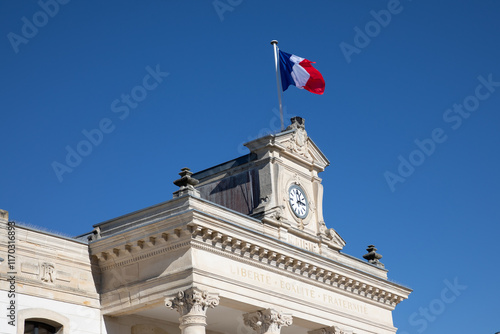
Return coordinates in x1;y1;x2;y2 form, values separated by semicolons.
174;167;199;188
362;245;384;268
41;263;55;283
243;309;293;334
173;167;200;198
285;117;309;159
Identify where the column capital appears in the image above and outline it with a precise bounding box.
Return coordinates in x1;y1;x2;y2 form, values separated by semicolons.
165;287;220;317
309;326;355;334
243;309;292;334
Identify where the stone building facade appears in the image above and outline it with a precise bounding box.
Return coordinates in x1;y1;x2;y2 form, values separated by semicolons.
0;117;411;334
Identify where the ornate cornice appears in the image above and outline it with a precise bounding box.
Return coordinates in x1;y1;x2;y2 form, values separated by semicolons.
96;241;190;272
91;218;408;308
188;223;406;308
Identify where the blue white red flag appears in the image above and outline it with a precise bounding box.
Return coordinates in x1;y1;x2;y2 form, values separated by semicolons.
279;50;325;95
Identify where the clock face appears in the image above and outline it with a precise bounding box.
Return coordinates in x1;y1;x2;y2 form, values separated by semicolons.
288;185;308;218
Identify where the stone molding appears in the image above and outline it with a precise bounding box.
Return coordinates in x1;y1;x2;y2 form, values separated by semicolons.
189;224;405;308
91;218;407;308
97;241;190;272
243;309;293;334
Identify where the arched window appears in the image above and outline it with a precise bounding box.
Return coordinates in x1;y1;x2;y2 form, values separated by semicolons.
24;320;59;334
17;309;68;334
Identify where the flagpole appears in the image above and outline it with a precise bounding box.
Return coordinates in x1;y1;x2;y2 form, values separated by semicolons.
271;40;284;131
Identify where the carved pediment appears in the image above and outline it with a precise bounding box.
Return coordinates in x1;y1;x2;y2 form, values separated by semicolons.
245;125;329;173
319;223;346;251
273;119;330;172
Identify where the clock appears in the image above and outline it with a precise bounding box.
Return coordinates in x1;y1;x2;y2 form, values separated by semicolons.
288;185;308;219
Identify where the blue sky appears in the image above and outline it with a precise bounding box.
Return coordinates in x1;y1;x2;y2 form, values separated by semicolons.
1;1;499;333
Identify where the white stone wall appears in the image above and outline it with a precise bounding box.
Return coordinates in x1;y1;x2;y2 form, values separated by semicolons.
0;293;102;334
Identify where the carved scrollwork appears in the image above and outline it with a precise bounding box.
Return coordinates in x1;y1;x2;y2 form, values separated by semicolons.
165;287;219;317
40;263;55;283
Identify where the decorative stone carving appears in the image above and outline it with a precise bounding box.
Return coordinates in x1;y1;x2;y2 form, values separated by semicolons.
309;325;355;334
318;223;346;250
363;245;385;268
286;117;310;159
259;195;270;206
243;309;292;334
309;199;315;214
21;262;39;275
272;206;284;220
165;287;219;334
260;205;284;222
163;222;401;307
173;167;201;198
41;263;55;283
319;223;335;240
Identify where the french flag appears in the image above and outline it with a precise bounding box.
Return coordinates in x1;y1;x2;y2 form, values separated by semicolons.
279;50;325;95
